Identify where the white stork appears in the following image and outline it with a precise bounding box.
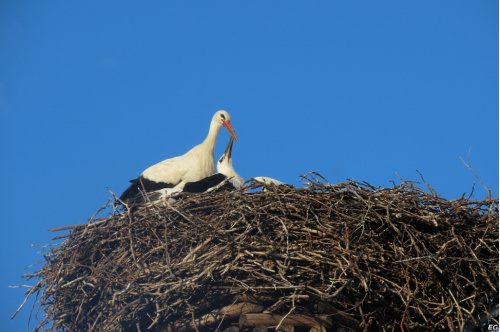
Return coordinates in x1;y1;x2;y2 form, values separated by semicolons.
134;137;286;204
131;137;243;204
119;110;238;204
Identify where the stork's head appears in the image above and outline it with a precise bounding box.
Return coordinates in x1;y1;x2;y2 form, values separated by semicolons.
214;110;238;142
217;137;235;175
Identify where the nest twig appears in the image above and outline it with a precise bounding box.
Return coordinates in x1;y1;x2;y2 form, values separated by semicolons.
17;173;499;331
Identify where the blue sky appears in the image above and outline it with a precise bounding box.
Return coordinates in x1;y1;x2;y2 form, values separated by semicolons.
1;1;498;331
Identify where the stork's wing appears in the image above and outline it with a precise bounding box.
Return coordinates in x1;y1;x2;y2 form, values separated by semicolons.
119;157;187;203
183;173;227;193
119;175;178;203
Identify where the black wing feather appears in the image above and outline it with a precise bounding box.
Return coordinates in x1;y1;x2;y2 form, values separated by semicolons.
183;174;230;193
119;175;176;203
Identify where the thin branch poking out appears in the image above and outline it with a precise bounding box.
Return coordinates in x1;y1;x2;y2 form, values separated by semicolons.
460;147;492;198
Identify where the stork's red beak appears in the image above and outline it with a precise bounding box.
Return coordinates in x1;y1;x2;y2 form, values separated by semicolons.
222;120;239;142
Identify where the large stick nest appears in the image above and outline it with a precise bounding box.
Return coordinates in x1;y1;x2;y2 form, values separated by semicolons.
20;173;499;331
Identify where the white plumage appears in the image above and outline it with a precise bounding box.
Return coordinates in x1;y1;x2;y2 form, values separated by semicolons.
119;110;238;204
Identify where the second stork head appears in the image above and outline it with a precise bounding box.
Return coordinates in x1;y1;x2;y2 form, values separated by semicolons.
217;137;244;186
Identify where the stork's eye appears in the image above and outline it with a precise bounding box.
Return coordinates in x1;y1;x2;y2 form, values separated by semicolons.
220;113;226;120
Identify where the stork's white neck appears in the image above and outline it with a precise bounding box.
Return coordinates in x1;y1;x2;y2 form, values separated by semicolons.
201;118;222;153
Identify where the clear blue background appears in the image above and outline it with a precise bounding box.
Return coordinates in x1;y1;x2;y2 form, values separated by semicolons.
1;2;498;331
